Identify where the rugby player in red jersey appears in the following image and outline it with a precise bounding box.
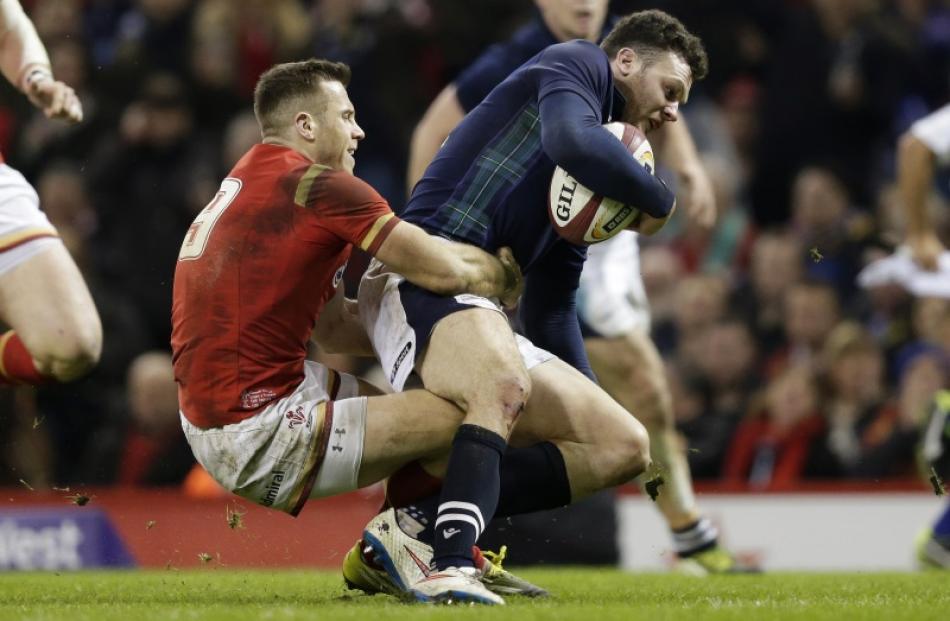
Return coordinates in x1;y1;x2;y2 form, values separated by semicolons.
171;59;522;518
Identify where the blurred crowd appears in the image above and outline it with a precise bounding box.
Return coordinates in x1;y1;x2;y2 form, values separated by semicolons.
0;0;948;491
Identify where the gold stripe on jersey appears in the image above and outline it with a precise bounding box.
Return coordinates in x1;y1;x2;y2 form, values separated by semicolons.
293;164;328;207
0;227;58;253
359;213;395;252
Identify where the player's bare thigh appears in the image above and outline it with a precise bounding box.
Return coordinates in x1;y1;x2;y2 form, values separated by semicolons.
416;307;529;436
510;357;651;497
357;388;464;487
0;242;101;378
584;327;671;429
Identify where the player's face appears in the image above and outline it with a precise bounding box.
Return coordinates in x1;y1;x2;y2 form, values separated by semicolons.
311;81;365;173
616;50;692;134
536;0;609;42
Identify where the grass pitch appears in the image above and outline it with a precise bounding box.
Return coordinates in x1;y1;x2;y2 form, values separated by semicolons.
0;569;946;621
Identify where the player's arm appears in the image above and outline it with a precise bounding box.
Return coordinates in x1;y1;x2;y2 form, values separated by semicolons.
407;84;465;191
0;0;81;122
311;287;375;356
540;92;674;218
519;243;594;380
652;116;716;228
308;169;521;304
898;130;944;270
374;221;522;306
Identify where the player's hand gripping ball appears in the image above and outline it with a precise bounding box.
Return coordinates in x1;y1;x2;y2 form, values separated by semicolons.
548;122;672;244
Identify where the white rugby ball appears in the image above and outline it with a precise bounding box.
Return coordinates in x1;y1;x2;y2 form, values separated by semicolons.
548;122;658;245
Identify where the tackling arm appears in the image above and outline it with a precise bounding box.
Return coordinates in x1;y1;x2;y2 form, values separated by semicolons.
373;221;522;306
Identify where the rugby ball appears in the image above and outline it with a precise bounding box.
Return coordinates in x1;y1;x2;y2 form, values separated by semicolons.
548;122;664;244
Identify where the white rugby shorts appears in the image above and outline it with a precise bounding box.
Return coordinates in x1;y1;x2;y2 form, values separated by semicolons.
911;103;950;164
358;257;555;393
0;163;60;275
577;230;651;338
181;361;366;516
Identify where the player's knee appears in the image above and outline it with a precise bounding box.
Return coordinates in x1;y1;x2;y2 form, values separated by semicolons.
483;368;531;432
35;323;102;381
635;371;674;429
602;419;651;486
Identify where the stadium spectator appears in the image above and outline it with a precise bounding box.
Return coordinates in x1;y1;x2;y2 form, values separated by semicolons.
764;280;842;379
789;165;873;300
88;72;217;348
679;318;759;479
82;351;194;486
661;273;729;370
723;365;828;489
812;322;914;478
731;231;803;358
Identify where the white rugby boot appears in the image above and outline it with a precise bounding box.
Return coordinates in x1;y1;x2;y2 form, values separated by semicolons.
409;566;505;605
353;508;434;596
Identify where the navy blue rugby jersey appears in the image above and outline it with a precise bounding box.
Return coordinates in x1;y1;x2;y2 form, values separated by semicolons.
402;40;674;374
403;40;671;273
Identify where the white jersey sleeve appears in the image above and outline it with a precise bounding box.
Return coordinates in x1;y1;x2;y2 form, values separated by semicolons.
910;104;950;164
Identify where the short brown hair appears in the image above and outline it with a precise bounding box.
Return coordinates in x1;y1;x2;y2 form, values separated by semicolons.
601;10;708;81
253;59;351;133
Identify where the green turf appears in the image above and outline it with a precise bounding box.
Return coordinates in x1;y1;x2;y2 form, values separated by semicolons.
0;569;947;621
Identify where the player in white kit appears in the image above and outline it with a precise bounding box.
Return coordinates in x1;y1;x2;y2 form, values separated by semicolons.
0;0;100;387
897;103;950;568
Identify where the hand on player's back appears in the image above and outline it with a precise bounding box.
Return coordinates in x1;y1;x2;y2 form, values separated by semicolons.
26;77;83;123
496;247;523;309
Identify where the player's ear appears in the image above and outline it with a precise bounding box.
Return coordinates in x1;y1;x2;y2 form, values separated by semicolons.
294;112;315;140
615;48;640;77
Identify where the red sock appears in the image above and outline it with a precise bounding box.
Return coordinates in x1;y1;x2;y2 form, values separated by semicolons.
0;331;46;385
381;460;443;512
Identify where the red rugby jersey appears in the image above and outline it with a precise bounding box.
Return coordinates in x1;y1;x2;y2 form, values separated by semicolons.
171;143;399;428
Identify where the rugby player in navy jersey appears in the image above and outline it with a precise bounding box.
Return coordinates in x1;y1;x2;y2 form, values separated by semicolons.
407;0;744;577
352;11;709;604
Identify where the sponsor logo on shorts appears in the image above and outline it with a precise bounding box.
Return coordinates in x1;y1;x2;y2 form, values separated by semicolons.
331;427;345;452
285;406;311;430
390;341;413;383
260;470;285;507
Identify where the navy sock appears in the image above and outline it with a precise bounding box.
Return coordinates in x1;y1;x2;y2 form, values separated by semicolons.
496;441;572;517
934;500;950;543
397;442;572;545
432;424;506;570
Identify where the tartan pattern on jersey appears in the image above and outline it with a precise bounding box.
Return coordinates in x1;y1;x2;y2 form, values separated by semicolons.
429;102;544;246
